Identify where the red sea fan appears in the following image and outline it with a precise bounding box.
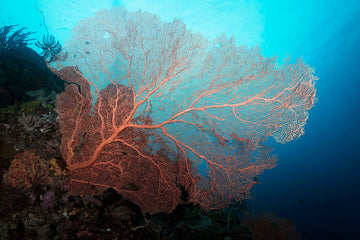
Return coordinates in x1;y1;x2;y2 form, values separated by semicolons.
55;7;316;213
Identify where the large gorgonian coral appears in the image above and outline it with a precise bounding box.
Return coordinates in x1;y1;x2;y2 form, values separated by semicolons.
56;7;317;214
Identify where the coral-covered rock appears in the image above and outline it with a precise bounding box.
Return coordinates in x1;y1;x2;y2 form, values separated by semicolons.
2;150;49;188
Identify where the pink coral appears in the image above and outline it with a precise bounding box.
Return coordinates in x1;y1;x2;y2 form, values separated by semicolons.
3;150;49;188
55;7;317;213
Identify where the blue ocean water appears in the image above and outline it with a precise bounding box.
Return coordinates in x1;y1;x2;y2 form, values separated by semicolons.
1;0;359;239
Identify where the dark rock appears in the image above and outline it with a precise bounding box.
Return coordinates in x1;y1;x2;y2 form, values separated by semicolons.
0;45;65;108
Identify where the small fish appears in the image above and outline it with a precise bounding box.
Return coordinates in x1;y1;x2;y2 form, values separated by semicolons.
253;177;261;184
74;132;88;155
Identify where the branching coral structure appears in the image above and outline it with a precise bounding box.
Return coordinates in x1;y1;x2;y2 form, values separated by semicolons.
55;7;317;214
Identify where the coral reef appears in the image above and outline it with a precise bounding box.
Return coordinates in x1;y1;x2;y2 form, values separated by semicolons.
2;150;49;188
0;25;65;108
0;99;61;157
0;11;307;240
